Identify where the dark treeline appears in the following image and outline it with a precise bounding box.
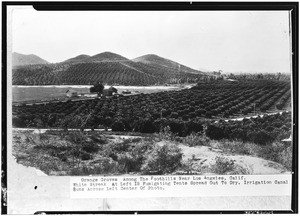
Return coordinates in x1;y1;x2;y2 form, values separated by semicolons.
224;72;290;81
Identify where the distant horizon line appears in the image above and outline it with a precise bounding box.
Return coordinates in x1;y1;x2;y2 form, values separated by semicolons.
12;51;291;74
13;51;164;63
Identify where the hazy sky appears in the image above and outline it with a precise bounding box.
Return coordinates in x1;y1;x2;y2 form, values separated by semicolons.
11;7;291;73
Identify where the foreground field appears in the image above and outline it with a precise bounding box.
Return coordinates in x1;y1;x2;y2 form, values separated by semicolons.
12;129;291;176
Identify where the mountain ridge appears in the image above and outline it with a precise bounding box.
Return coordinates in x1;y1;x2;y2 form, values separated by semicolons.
64;54;91;63
12;51;207;85
64;52;129;63
12;52;49;67
63;51;204;74
132;54;203;74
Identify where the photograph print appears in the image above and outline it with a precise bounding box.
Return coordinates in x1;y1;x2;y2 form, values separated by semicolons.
10;6;294;178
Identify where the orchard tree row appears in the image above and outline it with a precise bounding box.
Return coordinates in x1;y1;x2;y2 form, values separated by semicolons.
206;111;291;145
13;80;291;138
12;61;204;85
225;72;290;81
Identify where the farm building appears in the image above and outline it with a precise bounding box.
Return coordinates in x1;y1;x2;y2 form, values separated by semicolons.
84;93;98;98
103;86;118;96
66;90;78;98
122;90;131;94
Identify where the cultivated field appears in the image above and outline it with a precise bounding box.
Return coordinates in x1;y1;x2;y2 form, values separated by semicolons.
12;52;205;86
11;79;293;176
13;80;291;130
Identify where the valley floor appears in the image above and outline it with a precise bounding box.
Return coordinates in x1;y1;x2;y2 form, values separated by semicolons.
12;83;196;104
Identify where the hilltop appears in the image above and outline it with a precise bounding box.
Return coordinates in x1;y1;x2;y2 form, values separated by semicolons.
87;52;129;62
133;54;203;75
12;52;49;67
64;52;128;63
64;54;91;63
12;51;207;85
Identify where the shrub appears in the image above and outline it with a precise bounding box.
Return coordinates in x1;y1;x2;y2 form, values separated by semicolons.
82;142;100;153
184;121;204;136
258;141;292;170
155;126;177;141
105;140;131;152
89;133;108;144
81;152;92;160
122;140;153;172
206;125;227;140
213;139;292;171
70;157;118;175
117;152;135;173
66;131;85;144
12;116;26;127
168;119;185;136
30;154;66;175
129;137;142;143
210;156;235;174
214;140;260;156
248;130;273;145
116;149;148;173
141;143;183;175
183;132;210;147
133;118;156;133
111;119;126;131
279;144;293;170
99;139;153;174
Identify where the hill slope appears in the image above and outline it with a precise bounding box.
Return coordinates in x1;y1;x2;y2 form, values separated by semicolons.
64;52;129;63
12;52;49;67
87;52;129;62
64;54;91;63
133;54;203;75
12;52;206;85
